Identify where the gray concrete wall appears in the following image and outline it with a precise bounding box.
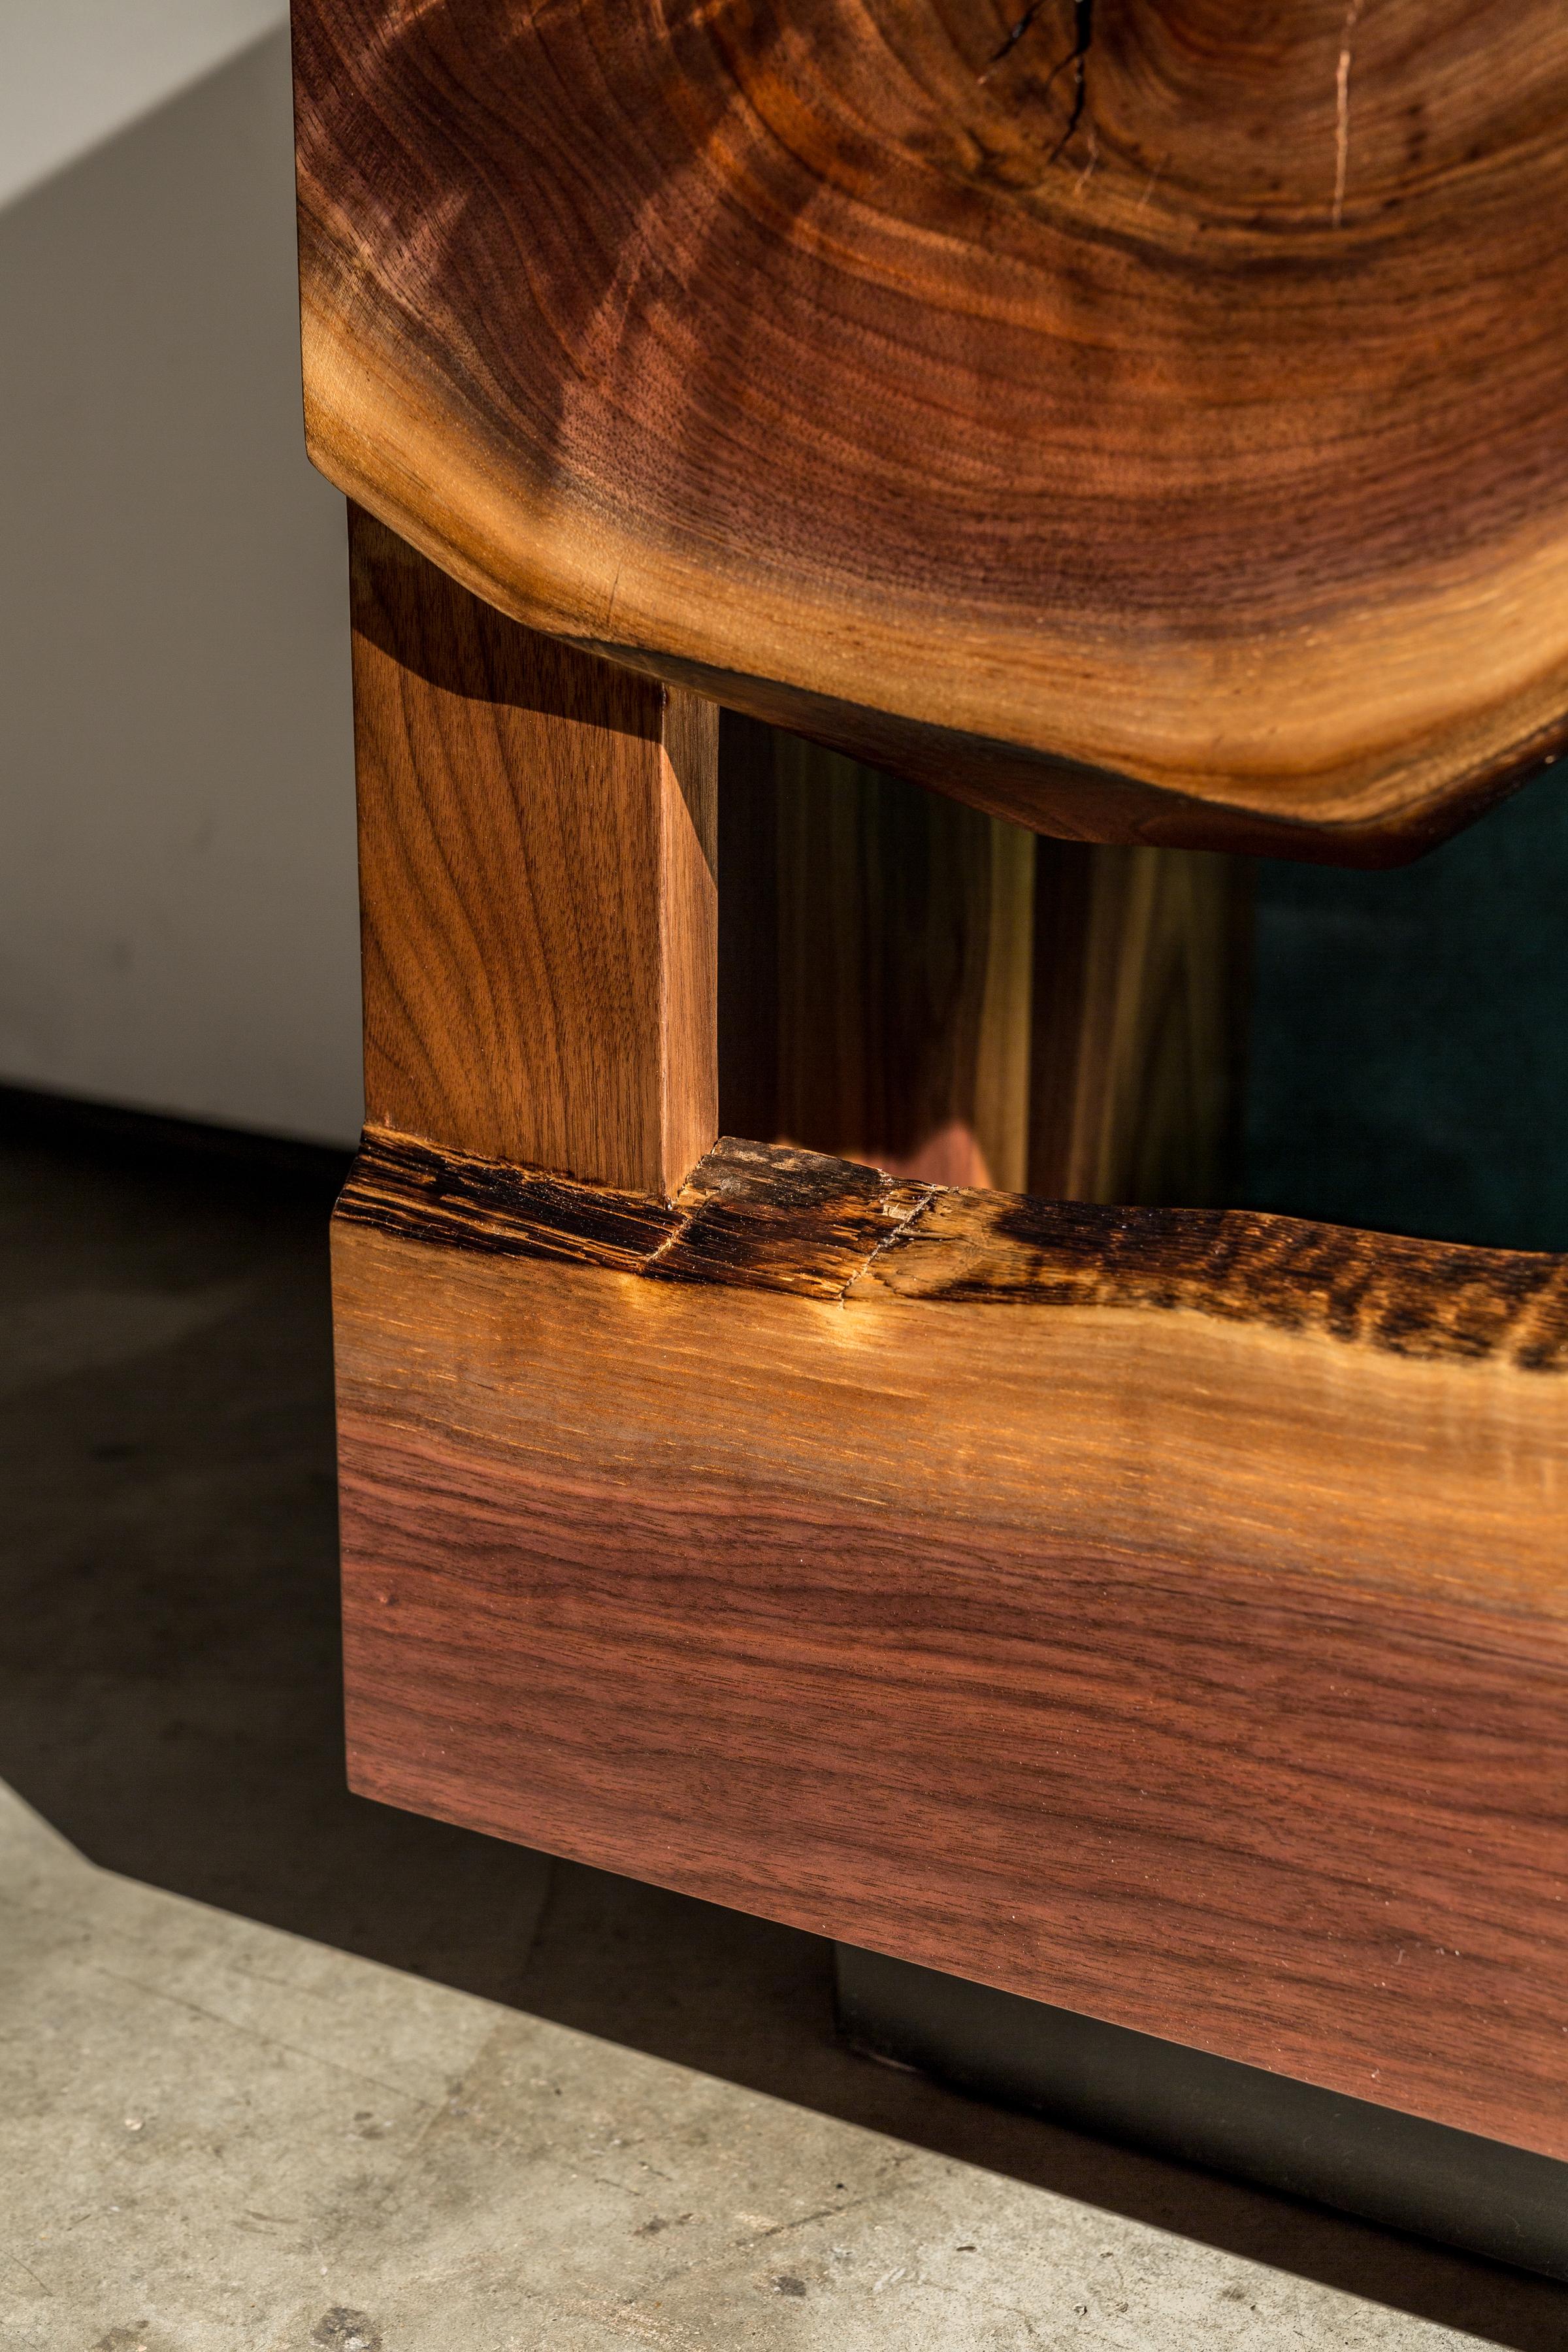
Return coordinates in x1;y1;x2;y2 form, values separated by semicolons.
0;9;363;1145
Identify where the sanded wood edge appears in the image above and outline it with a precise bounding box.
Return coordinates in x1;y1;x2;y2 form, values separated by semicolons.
337;1125;1568;1368
303;378;1567;867
593;638;1563;869
336;474;1563;860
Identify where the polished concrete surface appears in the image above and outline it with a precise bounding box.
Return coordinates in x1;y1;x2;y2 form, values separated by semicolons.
2;1098;1565;2349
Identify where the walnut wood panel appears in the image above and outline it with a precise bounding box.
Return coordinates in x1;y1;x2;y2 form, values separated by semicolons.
719;716;1036;1188
1030;840;1250;1205
333;1127;1568;2159
295;1;1568;860
350;506;718;1195
720;718;1247;1201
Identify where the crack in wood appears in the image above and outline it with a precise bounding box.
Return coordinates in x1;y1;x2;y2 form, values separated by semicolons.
984;0;1095;161
1047;0;1096;163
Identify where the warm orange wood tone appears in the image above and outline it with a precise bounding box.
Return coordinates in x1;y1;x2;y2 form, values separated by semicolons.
349;507;717;1196
295;1;1568;861
310;8;1566;2178
334;1126;1568;2161
1030;841;1250;1205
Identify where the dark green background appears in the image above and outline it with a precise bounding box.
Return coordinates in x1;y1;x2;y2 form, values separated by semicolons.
1242;764;1568;1250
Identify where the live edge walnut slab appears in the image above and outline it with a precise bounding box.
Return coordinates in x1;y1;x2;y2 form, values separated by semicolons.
334;1128;1568;2161
294;0;1568;862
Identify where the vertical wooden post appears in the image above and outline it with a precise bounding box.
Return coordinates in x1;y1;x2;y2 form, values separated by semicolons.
348;506;718;1196
720;716;1248;1206
719;717;1036;1189
1030;841;1250;1207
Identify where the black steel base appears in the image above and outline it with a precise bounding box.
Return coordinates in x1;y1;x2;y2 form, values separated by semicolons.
834;1944;1568;2281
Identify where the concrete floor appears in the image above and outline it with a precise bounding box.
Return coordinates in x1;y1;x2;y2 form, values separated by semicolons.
1;1100;1565;2349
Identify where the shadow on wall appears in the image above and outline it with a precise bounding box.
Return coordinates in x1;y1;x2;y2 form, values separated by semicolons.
1244;763;1568;1250
0;25;362;1146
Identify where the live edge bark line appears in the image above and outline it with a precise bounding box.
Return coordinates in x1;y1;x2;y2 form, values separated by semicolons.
333;1125;1568;2159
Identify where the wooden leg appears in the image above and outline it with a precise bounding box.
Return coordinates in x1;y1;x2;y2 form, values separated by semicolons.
349;504;717;1196
718;713;1248;1204
718;715;1035;1188
1030;838;1250;1207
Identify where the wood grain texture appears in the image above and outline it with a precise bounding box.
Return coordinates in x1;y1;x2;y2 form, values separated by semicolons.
720;718;1246;1201
1030;840;1250;1205
350;506;717;1194
719;717;1036;1188
295;0;1568;861
334;1127;1568;2157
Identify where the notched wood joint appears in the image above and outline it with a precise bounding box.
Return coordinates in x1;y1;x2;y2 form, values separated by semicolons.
336;1128;933;1304
649;1137;936;1302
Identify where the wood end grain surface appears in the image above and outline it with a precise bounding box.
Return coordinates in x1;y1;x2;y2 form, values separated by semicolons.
297;1;1568;858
